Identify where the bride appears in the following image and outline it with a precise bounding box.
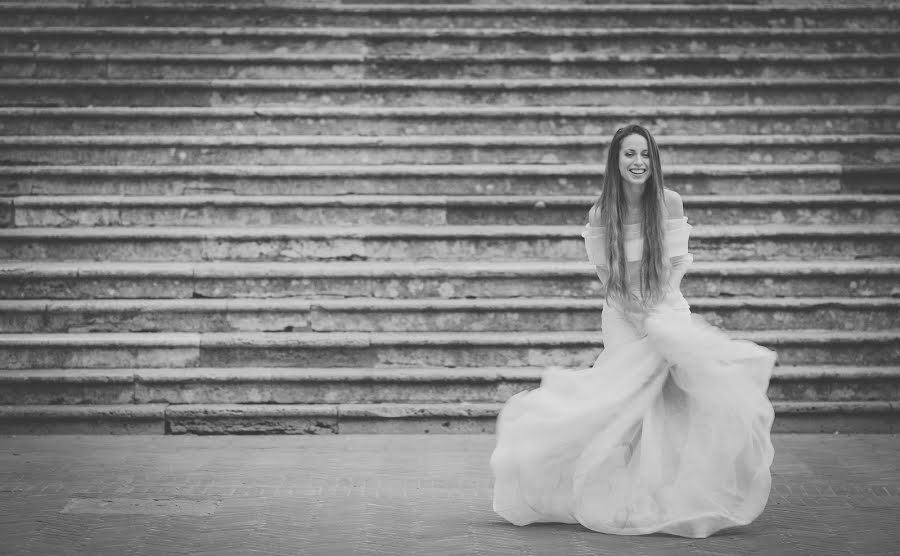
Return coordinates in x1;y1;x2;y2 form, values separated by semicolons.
489;125;777;539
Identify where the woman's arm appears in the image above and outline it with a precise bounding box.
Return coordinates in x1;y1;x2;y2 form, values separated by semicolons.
664;189;691;292
668;254;693;292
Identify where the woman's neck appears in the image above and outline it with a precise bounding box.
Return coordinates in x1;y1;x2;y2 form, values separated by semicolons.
623;185;644;216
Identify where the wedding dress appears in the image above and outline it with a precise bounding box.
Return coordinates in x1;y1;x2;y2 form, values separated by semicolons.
490;217;776;538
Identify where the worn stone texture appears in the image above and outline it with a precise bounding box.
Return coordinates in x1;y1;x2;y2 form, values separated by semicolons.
0;434;899;554
1;1;898;434
4;78;897;108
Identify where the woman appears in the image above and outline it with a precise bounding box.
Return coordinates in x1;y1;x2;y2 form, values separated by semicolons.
490;125;777;539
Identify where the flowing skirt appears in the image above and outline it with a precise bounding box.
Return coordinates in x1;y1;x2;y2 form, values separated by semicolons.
489;293;777;538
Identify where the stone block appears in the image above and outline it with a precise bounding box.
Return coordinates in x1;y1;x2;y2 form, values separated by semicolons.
165;404;339;434
772;401;898;433
0;369;136;404
336;402;500;434
0;404;165;434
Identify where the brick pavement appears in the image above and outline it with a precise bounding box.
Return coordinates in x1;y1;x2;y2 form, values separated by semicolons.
0;434;898;556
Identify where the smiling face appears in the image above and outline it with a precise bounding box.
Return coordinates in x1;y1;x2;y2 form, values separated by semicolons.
618;133;652;187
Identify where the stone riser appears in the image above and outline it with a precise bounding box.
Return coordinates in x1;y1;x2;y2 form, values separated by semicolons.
3;33;897;56
2;111;899;136
4;82;896;107
3;169;895;197
4;262;895;300
5;141;898;166
4;56;897;80
2;232;896;262
5;9;897;29
0;331;896;369
10;198;897;227
1;401;898;434
3;299;895;333
3;367;897;405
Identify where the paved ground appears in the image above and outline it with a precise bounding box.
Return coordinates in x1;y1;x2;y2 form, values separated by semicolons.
0;434;898;556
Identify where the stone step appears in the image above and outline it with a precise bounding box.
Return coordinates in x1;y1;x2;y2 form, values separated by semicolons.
2;365;897;405
8;194;897;228
4;260;896;300
2;164;896;197
0;399;897;434
1;106;898;136
2;78;896;107
2;297;896;333
4;134;898;166
2;225;896;262
2;3;897;29
0;329;896;369
3;26;897;56
4;52;898;80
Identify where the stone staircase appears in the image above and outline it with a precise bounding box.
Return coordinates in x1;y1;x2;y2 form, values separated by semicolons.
0;0;898;434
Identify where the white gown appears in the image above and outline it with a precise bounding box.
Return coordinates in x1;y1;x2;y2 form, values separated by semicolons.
490;217;776;539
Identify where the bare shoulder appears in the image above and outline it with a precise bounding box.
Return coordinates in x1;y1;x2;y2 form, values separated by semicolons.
588;203;605;226
663;189;684;218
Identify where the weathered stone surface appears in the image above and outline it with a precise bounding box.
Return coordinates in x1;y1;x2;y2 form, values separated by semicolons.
337;402;499;434
5;134;898;166
7;365;899;407
8;193;899;228
2;224;896;262
0;369;136;404
165;403;338;434
1;52;894;81
0;333;200;369
0;404;165;434
1;1;897;435
769;366;900;401
771;401;898;433
3;106;898;137
4;163;895;197
4;260;897;301
3;330;894;370
2;78;896;107
0;298;313;333
3;28;897;57
129;365;900;404
4;4;898;29
135;367;516;404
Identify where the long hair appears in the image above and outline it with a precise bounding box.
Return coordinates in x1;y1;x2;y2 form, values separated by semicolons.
588;125;668;308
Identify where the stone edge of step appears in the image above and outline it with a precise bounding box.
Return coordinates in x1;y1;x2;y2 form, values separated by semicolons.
4;133;899;146
0;401;896;421
2;163;895;177
4;26;897;38
1;295;897;314
1;105;897;117
1;223;897;240
1;365;898;384
8;193;900;209
3;259;899;278
2;77;897;89
6;52;900;63
0;329;896;347
1;3;897;16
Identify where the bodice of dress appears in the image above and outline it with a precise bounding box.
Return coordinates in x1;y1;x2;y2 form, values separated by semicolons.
581;216;692;268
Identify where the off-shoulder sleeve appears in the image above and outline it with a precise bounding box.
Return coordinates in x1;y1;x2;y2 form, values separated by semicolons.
667;217;693;277
581;224;607;267
665;216;691;258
